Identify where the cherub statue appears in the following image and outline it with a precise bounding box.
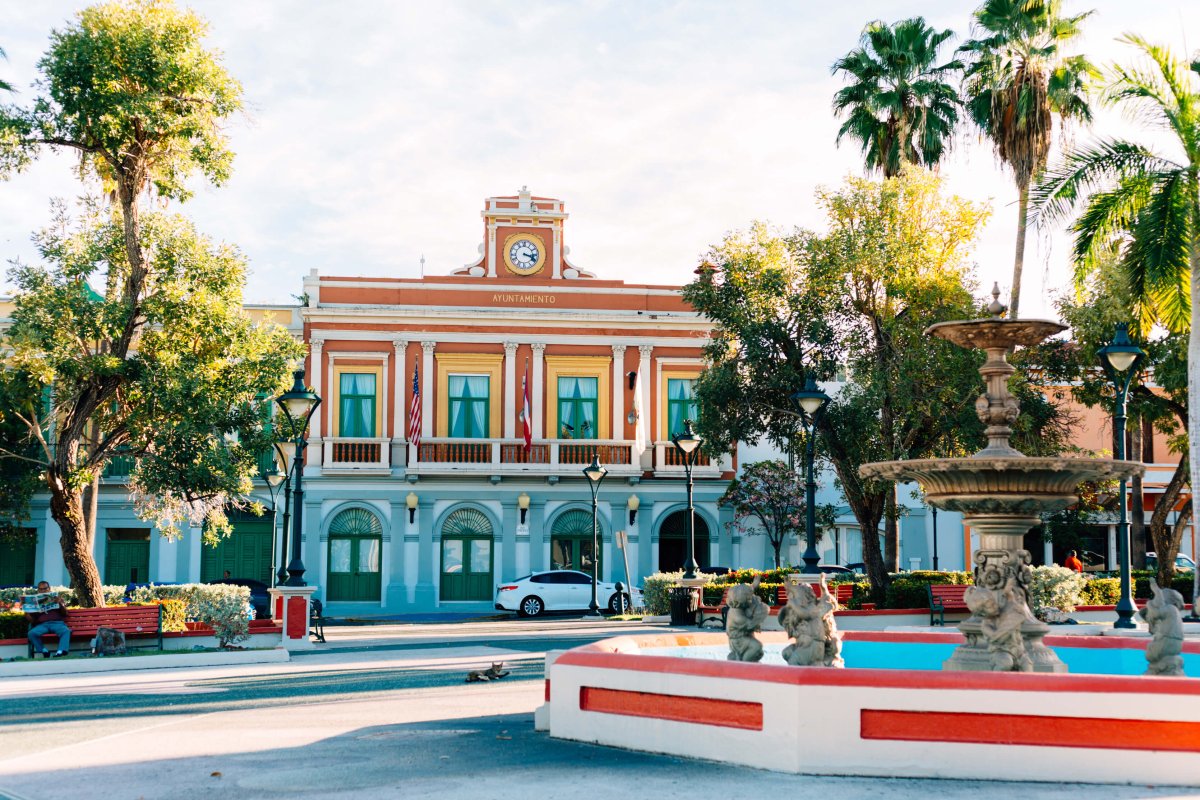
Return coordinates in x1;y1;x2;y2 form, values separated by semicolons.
778;581;824;667
815;575;844;668
1141;578;1185;677
725;577;768;662
965;575;1033;672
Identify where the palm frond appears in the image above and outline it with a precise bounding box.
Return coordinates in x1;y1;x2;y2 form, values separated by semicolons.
1124;170;1193;331
1030;139;1176;228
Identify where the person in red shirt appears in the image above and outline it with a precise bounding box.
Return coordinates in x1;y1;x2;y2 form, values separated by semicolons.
1064;550;1084;573
25;581;71;658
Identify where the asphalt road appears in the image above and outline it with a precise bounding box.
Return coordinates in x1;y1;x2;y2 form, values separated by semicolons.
1;621;1197;800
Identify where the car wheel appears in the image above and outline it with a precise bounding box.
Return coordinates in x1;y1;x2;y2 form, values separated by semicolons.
519;596;544;617
608;592;630;614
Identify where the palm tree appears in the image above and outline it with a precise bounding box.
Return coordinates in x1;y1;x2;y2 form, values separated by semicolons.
1032;35;1199;597
958;0;1096;318
0;47;11;93
831;17;961;178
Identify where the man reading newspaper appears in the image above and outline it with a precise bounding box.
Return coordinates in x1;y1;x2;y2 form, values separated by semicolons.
24;581;71;658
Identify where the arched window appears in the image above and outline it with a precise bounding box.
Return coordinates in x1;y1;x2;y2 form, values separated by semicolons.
550;509;604;573
440;508;494;601
657;509;710;572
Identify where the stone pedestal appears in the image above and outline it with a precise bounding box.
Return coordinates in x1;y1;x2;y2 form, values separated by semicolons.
269;586;318;651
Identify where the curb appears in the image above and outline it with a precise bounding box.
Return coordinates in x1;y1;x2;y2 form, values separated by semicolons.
0;647;289;678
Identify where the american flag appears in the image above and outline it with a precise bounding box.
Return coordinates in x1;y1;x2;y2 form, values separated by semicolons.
408;365;422;448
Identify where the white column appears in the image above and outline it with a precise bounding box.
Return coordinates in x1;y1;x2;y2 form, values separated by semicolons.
638;345;653;460
531;343;546;439
487;222;498;278
503;341;518;438
611;345;626;441
553;223;562;279
308;337;324;441
392;339;408;441
1044;539;1054;567
1108;523;1118;570
421;341;436;439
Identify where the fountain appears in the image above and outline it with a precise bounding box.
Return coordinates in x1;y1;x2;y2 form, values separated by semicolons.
858;286;1143;672
542;287;1200;785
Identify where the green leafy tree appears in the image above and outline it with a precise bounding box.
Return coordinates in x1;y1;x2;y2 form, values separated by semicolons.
1032;36;1199;585
832;17;962;177
0;2;298;607
719;460;837;569
685;170;997;600
958;0;1096;318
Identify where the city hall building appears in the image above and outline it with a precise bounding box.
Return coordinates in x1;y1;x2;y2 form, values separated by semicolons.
2;189;739;615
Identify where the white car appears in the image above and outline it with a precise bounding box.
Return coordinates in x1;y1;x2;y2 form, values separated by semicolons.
495;570;642;617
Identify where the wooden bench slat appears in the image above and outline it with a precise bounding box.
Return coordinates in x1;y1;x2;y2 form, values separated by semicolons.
27;604;163;657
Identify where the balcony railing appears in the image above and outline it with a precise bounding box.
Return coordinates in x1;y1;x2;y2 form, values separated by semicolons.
321;437;391;473
652;441;726;476
410;438;639;476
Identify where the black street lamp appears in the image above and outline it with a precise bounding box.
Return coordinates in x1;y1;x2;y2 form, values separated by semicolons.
1097;323;1145;629
271;441;295;586
582;454;608;616
792;373;831;574
671;420;703;580
263;461;287;588
276;369;321;587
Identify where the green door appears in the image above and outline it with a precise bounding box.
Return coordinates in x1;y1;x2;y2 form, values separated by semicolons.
326;508;383;602
200;513;275;584
0;530;37;586
105;528;151;585
439;508;494;601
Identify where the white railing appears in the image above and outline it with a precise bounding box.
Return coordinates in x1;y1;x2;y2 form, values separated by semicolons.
321;437;391;472
651;441;727;476
408;438;641;476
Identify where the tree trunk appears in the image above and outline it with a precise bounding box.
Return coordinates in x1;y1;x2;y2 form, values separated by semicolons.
1188;229;1200;608
772;538;783;570
1010;183;1030;319
1130;419;1147;570
47;476;105;606
1149;457;1189;588
884;485;900;572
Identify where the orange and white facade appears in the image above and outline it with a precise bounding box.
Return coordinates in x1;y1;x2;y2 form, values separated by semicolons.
296;188;735;613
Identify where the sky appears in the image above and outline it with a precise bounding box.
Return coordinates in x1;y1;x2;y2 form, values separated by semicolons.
1;1;1198;320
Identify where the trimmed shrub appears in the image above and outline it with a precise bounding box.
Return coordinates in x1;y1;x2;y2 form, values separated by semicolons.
641;571;717;615
1026;565;1086;620
1080;578;1120;606
0;612;27;639
0;585;126;608
1134;574;1195;600
188;584;252;647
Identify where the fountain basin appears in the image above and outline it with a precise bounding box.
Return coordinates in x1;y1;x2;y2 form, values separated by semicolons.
547;630;1200;785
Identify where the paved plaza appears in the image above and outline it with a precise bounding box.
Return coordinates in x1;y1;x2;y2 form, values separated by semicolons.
1;619;1198;799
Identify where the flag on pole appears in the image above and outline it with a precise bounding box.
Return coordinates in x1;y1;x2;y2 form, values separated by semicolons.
408;365;422;449
521;365;532;452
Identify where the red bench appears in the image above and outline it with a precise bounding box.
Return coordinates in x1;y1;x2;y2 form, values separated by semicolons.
927;584;970;626
27;605;163;657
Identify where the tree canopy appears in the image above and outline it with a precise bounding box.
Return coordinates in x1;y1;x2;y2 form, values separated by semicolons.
719;459;837;569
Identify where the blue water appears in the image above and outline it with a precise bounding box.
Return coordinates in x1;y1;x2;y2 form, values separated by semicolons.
642;641;1200;677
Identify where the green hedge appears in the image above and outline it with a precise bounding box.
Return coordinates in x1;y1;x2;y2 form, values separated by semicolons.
1079;578;1120;606
884;571;973;609
1134;574;1195;600
0;612;26;639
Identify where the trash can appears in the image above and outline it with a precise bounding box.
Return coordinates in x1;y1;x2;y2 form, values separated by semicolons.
669;586;699;626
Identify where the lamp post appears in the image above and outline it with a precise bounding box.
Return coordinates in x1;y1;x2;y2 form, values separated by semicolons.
1097;323;1145;629
671;420;703;580
582;454;608;616
264;463;287;588
272;440;295;586
792;373;831;574
276;369;321;587
931;505;939;572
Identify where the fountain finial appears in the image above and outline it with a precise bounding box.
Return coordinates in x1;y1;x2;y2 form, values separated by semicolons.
987;283;1007;318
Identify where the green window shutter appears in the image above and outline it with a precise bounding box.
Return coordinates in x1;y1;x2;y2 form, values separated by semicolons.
667;379;698;439
338;373;377;438
557;377;598;439
448;376;489;438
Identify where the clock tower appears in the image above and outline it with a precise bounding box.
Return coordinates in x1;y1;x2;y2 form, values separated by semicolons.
452;187;594;280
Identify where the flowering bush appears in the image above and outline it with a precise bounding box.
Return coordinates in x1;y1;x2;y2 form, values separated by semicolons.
1026;565;1086;621
187;584;251;647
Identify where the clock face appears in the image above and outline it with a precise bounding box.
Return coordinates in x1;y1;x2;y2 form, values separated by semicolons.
508;238;540;270
502;234;546;276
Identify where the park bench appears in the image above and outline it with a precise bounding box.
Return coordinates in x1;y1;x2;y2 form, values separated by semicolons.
700;582;859;626
310;598;326;644
27;604;163;658
927;584;970;626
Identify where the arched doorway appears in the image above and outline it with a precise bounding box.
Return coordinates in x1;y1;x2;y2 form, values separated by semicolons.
658;509;710;572
550;509;603;574
327;507;383;602
440;507;494;601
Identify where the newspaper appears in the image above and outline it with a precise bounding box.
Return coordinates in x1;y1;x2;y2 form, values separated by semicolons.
20;593;61;614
